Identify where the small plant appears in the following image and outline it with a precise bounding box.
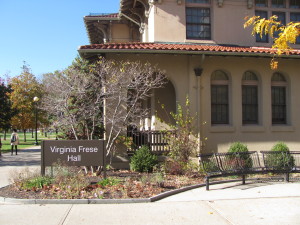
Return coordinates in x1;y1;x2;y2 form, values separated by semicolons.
22;176;53;190
130;145;158;172
139;172;165;187
97;177;120;187
266;142;295;170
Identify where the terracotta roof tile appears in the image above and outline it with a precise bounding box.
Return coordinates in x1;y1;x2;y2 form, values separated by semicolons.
79;42;300;56
85;13;119;18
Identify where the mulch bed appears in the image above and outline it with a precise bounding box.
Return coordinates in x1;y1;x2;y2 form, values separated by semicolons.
0;170;205;200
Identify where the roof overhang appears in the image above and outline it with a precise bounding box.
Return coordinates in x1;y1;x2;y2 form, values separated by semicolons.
78;42;300;59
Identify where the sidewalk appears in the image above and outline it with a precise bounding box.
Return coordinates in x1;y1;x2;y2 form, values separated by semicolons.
0;147;300;225
0;146;40;188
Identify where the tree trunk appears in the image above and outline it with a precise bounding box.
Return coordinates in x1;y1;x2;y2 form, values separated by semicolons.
23;129;27;142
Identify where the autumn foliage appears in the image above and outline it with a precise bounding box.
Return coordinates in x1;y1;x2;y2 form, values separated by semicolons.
244;15;300;69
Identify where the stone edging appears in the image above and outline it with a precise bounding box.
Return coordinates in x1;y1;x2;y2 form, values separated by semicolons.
0;183;206;204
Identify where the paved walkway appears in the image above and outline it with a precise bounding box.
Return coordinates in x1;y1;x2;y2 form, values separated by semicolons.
0;147;300;225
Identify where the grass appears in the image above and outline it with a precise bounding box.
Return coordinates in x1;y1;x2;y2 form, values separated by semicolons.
0;131;60;153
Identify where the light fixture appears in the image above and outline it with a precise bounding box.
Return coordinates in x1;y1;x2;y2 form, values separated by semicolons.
217;0;223;7
194;67;203;77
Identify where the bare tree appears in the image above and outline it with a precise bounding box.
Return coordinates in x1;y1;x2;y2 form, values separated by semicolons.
42;57;166;159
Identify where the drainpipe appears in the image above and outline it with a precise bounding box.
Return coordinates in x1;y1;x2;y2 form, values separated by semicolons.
194;54;205;154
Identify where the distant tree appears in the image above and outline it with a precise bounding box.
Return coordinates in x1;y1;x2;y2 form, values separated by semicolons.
244;15;300;69
9;63;44;141
0;77;14;139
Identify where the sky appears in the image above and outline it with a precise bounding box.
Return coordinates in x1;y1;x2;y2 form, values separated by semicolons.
0;0;119;79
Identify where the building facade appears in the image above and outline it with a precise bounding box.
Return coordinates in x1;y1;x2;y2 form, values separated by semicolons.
79;0;300;153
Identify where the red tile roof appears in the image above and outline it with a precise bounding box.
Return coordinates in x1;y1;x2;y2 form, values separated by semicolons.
85;13;119;18
79;42;300;57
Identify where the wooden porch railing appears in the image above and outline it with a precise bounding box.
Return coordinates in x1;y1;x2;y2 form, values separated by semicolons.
127;130;175;155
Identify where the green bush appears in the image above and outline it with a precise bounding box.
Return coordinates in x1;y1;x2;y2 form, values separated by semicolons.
130;145;158;172
201;160;219;173
266;142;295;170
228;142;248;153
227;142;253;169
271;142;289;152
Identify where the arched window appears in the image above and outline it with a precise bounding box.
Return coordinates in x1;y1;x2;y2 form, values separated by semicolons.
242;71;259;124
271;72;287;124
211;70;229;124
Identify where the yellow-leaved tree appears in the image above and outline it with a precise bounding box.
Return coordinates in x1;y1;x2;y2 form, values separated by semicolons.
244;15;300;69
9;63;44;141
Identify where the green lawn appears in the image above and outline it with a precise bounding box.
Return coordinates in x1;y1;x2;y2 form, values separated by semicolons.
0;131;59;153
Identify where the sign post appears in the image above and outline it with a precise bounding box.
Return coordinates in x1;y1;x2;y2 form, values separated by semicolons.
41;140;106;177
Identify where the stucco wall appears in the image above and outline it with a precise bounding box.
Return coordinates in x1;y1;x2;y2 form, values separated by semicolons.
144;0;299;48
105;52;300;153
147;0;256;44
111;24;131;43
148;0;186;42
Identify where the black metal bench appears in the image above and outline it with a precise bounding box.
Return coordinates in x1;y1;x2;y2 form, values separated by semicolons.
199;151;300;190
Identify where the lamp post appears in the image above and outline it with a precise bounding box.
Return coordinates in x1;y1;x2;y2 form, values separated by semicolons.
33;96;39;145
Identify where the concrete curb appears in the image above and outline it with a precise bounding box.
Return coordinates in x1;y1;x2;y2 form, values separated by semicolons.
0;183;205;204
2;178;295;204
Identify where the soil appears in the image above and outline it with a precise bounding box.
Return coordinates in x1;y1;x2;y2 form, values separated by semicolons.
0;170;205;200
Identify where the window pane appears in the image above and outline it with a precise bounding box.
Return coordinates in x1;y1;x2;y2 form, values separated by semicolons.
272;11;286;24
272;0;286;8
186;8;211;40
243;71;258;81
255;11;269;42
255;0;268;7
272;86;286;124
290;13;300;44
272;12;286;38
290;0;300;8
272;72;286;82
211;70;228;80
211;85;229;124
242;86;258;124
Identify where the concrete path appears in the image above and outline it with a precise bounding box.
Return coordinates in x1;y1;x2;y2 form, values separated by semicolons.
0;147;300;225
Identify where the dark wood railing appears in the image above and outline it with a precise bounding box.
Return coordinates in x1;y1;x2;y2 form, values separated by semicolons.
127;130;175;155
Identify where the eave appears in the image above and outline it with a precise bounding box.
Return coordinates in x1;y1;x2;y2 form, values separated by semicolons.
78;42;300;59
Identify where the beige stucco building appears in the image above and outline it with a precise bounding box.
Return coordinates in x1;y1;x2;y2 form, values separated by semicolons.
79;0;300;153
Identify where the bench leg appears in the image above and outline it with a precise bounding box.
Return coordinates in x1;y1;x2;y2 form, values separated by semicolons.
242;175;246;185
285;173;290;182
206;177;210;191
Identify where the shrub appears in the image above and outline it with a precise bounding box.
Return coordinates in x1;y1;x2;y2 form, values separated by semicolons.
266;142;295;170
164;159;185;175
227;142;253;169
130;145;158;172
167;97;197;164
228;142;248;153
201;160;219;173
271;142;289;152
